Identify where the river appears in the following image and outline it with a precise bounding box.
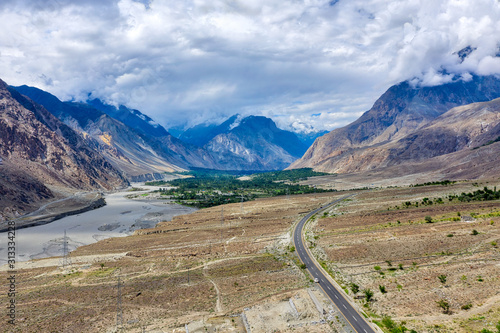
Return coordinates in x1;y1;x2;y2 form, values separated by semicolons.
0;185;196;266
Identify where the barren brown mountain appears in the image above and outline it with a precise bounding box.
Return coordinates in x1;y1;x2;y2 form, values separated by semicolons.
289;76;500;179
0;79;127;221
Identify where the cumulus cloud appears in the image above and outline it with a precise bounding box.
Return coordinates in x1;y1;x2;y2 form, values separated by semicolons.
0;0;499;132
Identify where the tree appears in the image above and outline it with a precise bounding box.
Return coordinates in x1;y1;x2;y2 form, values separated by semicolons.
425;216;433;223
350;282;360;294
364;288;374;302
438;274;447;284
379;285;387;294
437;299;450;314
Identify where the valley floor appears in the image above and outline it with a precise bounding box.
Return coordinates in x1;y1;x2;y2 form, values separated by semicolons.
1;180;499;332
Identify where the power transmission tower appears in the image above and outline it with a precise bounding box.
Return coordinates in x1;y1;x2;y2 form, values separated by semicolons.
116;276;123;330
61;229;71;269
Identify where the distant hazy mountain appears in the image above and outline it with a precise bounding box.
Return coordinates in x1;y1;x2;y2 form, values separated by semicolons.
179;115;240;147
290;75;500;173
179;115;309;170
204;115;309;170
0;79;127;219
294;130;329;147
180;115;326;148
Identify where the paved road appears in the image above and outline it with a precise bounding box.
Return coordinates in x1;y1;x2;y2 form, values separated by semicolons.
293;195;376;333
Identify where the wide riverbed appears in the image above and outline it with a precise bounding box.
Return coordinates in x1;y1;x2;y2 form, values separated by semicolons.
0;185;196;266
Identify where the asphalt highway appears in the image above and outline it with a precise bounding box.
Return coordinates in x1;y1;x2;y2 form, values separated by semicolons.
293;194;376;333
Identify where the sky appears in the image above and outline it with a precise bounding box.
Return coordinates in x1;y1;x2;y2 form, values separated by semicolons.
1;0;500;133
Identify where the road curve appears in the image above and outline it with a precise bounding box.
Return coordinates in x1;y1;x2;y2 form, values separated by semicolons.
293;194;376;333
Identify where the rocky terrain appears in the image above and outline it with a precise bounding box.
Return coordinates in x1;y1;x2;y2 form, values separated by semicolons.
290;75;500;175
0;79;127;221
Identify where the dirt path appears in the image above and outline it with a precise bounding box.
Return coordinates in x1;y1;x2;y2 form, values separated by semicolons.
203;262;223;314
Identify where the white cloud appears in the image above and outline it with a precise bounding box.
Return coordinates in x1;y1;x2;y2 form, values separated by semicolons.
0;0;499;132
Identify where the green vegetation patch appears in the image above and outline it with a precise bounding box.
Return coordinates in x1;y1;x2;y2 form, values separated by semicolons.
400;186;500;209
374;316;417;333
411;180;456;187
148;168;335;208
473;136;500;149
250;168;331;182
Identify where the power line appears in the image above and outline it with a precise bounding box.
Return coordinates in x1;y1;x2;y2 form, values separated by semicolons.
116;276;123;330
61;229;71;269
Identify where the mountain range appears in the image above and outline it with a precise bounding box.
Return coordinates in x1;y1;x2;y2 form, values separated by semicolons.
11;86;310;174
290;75;500;178
4;72;500;220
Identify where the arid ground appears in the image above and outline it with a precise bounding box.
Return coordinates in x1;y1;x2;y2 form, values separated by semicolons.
1;179;500;332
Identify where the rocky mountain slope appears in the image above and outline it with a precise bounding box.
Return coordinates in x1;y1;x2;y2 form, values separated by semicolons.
303;98;500;176
13;88;311;172
16;86;310;172
205;116;308;170
0;79;127;220
387;98;500;163
290;75;500;173
86;98;170;138
13;86;223;179
179;115;309;170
